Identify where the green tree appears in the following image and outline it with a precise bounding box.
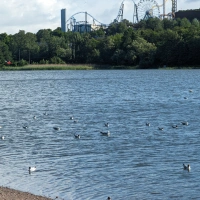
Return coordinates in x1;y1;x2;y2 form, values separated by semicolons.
191;18;199;27
180;18;191;28
0;41;12;67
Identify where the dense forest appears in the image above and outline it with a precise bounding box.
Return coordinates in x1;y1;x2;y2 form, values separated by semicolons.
1;17;200;68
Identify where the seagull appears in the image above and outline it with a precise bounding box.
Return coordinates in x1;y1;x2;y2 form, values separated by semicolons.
23;126;28;129
1;136;5;140
172;125;178;129
70;116;74;120
189;90;193;93
158;127;164;131
74;134;80;139
183;164;190;171
105;123;109;127
107;197;111;200
29;166;36;172
53;127;60;130
33;116;36;119
146;123;150;126
43;112;48;115
100;131;110;136
181;122;188;126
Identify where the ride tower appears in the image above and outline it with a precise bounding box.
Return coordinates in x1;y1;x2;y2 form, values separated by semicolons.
61;9;66;32
172;0;177;17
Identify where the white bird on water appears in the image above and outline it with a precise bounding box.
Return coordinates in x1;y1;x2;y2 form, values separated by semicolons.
100;131;110;136
29;166;36;172
181;121;189;126
1;136;5;140
183;164;190;171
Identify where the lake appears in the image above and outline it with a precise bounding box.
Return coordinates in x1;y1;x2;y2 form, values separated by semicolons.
0;70;200;200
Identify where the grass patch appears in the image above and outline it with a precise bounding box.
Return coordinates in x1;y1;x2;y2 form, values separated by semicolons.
0;64;94;71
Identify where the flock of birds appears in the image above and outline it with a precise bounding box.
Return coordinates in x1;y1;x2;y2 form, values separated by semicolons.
146;114;191;172
0;113;111;174
0;110;112;200
145;120;191;172
0;89;194;200
0;109;191;175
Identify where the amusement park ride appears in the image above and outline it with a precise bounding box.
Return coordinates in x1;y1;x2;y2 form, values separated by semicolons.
63;0;177;32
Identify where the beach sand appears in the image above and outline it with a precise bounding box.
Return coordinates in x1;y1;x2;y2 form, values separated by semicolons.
0;187;52;200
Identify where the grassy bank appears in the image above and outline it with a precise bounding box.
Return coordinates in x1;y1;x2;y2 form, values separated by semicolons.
1;64;200;71
0;64;140;70
0;64;94;70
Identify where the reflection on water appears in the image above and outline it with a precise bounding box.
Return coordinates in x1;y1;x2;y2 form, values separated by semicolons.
0;70;200;199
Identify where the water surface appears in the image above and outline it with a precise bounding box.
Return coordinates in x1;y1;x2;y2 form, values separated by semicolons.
0;70;200;200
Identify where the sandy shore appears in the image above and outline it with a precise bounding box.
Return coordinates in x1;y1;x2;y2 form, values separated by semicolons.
0;187;52;200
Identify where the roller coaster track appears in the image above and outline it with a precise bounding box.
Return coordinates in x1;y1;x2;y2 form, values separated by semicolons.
152;0;168;9
66;12;107;26
114;0;137;23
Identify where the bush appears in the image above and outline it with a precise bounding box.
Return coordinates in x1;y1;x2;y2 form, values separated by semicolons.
50;56;65;64
18;59;28;66
39;59;49;64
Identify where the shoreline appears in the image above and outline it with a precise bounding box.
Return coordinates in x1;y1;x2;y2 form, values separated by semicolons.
1;64;200;70
0;187;52;200
0;64;200;71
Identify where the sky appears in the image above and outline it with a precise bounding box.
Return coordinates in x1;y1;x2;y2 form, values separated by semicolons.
0;0;199;35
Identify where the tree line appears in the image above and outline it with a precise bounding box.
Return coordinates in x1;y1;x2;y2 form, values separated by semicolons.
1;17;200;68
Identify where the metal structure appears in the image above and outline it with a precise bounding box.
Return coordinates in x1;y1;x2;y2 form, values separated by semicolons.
62;0;177;32
65;12;107;32
114;2;124;22
61;9;66;32
114;0;160;24
159;0;177;19
114;0;138;23
135;0;160;22
172;0;177;15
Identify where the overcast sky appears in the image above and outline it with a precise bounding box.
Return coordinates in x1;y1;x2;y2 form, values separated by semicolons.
0;0;198;35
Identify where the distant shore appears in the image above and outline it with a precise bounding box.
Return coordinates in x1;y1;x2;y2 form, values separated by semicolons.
1;64;200;71
0;187;52;200
0;64;140;70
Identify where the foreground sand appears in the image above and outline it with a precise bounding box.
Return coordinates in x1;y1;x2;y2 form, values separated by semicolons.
0;187;52;200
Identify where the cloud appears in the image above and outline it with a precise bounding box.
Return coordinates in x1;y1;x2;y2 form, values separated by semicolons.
0;0;198;35
185;0;199;2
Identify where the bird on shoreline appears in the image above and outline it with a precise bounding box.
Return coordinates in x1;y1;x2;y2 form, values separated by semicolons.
183;164;190;171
